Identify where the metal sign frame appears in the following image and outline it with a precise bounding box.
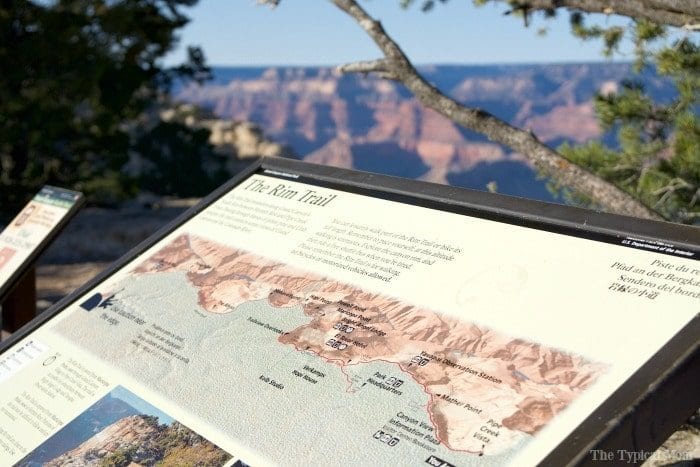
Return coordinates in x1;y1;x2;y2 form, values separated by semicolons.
0;186;85;305
1;158;697;466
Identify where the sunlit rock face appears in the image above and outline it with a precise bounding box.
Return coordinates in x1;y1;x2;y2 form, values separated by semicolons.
176;64;672;194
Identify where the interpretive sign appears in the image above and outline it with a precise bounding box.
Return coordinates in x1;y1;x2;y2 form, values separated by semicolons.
0;159;697;466
0;186;84;304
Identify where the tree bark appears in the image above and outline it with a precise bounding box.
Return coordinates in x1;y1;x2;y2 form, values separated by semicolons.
498;0;699;29
331;0;665;220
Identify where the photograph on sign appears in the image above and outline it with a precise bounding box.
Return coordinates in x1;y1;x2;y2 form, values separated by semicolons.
15;385;233;466
0;166;697;466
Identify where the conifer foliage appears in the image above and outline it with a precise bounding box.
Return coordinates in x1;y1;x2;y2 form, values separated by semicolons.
0;0;213;213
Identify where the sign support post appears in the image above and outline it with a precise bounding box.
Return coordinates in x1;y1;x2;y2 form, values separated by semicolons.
0;185;83;336
1;267;36;333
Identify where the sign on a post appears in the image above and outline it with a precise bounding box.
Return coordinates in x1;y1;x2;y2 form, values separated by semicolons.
0;159;697;466
0;186;84;303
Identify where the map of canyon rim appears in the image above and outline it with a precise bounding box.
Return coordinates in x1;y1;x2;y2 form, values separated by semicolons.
54;232;606;465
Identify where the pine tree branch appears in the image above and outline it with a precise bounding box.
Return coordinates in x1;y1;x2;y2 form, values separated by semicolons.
498;0;699;28
330;0;665;221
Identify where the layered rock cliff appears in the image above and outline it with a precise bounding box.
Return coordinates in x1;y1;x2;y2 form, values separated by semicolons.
40;415;230;467
176;64;672;193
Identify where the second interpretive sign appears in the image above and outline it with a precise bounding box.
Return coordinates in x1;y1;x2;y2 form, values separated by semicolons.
0;186;83;302
0;159;698;466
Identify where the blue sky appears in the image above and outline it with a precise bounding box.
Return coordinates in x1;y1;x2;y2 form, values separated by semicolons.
111;386;175;425
165;1;632;67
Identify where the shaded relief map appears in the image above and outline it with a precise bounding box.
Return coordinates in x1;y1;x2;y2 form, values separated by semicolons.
56;233;607;465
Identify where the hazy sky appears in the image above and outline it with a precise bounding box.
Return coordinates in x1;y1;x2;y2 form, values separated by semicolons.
111;386;175;425
165;1;632;67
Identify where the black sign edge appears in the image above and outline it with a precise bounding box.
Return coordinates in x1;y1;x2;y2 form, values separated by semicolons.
0;185;86;304
0;157;697;466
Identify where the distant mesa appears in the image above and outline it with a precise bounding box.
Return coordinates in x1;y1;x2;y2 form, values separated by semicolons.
175;64;673;200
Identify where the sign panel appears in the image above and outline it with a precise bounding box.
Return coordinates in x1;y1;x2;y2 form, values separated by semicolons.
0;186;84;302
0;160;697;466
